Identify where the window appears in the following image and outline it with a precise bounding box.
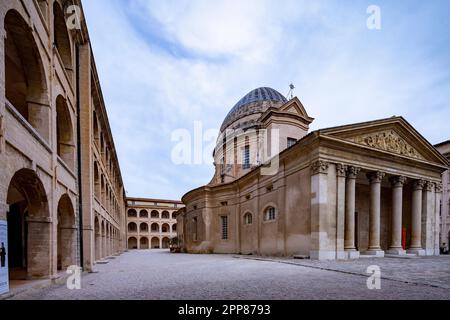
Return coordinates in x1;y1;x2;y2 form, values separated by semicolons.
264;207;276;221
287;137;297;148
221;216;228;240
243;145;250;169
244;213;252;225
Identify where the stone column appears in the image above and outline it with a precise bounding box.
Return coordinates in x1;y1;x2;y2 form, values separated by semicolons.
408;179;426;256
336;164;346;260
344;166;360;259
434;183;442;256
422;181;436;256
387;176;406;255
365;171;385;257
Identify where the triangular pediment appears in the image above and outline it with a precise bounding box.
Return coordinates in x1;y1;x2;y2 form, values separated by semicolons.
279;97;313;121
319;117;450;165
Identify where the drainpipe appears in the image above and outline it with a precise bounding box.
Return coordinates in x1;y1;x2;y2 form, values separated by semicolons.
76;43;84;269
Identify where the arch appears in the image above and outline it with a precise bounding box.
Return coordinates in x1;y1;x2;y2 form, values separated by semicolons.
151;210;159;219
128;222;137;233
57;194;76;270
128;209;137;218
93;110;99;143
151;223;160;233
243;212;253;225
151;237;160;249
101;220;106;258
53;2;73;76
263;205;277;221
140;237;149;249
128;237;137;250
172;212;177;220
140;222;148;233
93;161;100;199
161;223;170;233
5;9;50;141
161;211;170;219
94;216;101;261
56;95;75;169
139;210;148;218
6;168;50;279
162;237;170;249
172;223;177;232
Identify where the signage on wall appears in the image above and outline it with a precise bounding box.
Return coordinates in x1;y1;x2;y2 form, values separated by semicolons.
0;220;9;295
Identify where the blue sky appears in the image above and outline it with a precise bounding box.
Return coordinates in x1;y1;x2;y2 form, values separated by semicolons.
82;0;450;200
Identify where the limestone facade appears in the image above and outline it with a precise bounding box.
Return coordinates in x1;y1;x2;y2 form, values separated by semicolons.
177;88;450;260
0;0;126;282
435;140;450;252
126;198;183;250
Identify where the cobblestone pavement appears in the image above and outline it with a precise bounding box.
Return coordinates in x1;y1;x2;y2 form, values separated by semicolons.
8;250;450;300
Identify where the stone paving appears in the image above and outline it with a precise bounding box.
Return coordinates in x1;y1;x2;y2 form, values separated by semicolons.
7;250;450;300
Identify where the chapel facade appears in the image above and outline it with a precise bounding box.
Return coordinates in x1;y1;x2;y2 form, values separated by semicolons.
176;87;449;260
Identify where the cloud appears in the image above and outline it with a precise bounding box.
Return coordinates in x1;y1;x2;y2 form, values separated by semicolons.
82;0;450;199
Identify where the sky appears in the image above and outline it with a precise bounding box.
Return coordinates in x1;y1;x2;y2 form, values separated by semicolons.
82;0;450;200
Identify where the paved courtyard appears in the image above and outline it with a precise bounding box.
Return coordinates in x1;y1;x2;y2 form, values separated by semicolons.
8;250;450;300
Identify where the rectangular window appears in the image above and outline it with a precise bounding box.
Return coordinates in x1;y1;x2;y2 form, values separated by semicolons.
243;145;250;169
287;137;297;148
221;216;228;240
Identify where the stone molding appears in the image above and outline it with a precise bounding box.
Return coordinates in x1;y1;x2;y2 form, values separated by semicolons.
389;176;407;187
367;171;385;184
424;181;435;192
413;179;427;191
311;160;329;175
346;166;361;179
336;164;347;177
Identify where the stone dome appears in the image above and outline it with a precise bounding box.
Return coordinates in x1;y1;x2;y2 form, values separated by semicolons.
220;87;288;132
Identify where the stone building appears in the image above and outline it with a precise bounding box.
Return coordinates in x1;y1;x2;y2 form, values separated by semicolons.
435;140;450;252
177;87;449;260
126;198;183;250
0;0;126;287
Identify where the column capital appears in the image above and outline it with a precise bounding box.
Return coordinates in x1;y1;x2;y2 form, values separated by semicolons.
367;171;385;184
311;160;329;175
413;179;427;191
435;182;443;193
389;176;407;187
336;163;347;177
346;166;361;179
424;181;435;192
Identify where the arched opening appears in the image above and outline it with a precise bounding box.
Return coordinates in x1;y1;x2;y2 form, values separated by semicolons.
94;216;101;261
151;223;159;233
101;221;105;259
172;212;177;220
94;162;100;199
5;10;50;141
161;223;170;233
151;237;160;249
57;194;76;271
93;110;99;144
264;206;276;221
128;237;137;250
151;210;159;219
172;224;177;232
162;237;170;249
140;237;149;250
53;2;73;82
140;223;148;233
128;209;137;218
56;95;75;169
162;211;170;219
6;169;50;280
128;222;137;233
244;212;253;225
139;210;148;218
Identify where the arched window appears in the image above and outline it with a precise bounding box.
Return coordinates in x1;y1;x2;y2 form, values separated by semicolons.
56;95;74;169
264;206;276;221
128;209;137;218
151;223;159;233
140;210;148;218
172;212;177;220
244;212;253;225
128;222;137;232
151;210;159;219
53;2;73;82
172;224;177;232
161;223;170;233
140;223;148;232
162;211;170;219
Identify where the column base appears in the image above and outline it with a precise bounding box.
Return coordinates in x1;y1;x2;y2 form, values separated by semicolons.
386;248;406;255
345;250;360;260
362;250;385;257
310;250;336;261
407;248;426;256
